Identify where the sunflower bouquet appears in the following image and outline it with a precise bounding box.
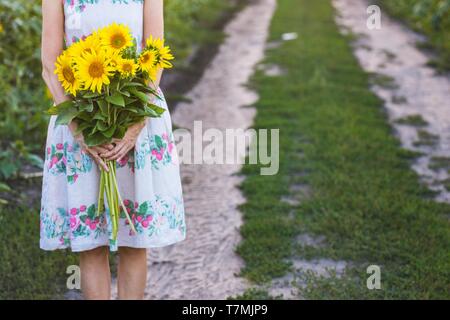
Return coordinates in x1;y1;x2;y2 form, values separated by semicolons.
47;23;174;240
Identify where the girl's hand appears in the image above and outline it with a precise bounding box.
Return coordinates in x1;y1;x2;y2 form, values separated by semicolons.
68;121;114;172
101;121;146;162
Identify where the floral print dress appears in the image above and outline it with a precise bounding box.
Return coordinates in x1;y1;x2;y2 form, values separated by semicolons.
40;0;186;252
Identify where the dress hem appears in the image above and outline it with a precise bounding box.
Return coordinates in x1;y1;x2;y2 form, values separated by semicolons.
40;233;186;252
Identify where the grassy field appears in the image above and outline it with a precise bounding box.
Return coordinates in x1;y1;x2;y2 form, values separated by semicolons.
0;0;241;299
237;0;450;299
377;0;450;71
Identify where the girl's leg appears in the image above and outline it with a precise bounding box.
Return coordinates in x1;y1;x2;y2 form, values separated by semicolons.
80;246;111;300
117;247;147;300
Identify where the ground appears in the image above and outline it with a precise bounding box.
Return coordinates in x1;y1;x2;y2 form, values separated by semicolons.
1;0;450;300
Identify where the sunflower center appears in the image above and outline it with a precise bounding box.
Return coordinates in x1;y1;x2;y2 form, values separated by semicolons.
141;53;150;63
62;67;75;84
88;62;104;78
111;34;126;49
122;63;132;72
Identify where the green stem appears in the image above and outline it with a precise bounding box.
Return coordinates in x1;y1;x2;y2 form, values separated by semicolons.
110;161;137;234
97;170;105;216
105;163;117;240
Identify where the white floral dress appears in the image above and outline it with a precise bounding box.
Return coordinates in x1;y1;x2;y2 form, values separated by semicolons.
40;0;186;252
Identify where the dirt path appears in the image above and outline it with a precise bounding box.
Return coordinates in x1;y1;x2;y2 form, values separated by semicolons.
124;0;277;300
333;0;450;202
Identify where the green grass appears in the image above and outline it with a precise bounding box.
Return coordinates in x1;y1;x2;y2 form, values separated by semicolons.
0;0;242;299
0;202;78;299
238;0;450;299
395;115;428;127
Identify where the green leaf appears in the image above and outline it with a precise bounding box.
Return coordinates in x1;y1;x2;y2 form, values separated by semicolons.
148;103;165;114
122;82;145;89
106;92;125;107
0;162;18;179
26;154;44;168
129;87;151;104
93;113;107;121
77;111;93;122
96;121;109;132
55;107;79;125
119;90;131;97
74;122;92;135
97;99;108;115
46;100;74;115
0;182;11;192
85;132;109;147
103;125;117;138
82;92;102;99
80;102;94;112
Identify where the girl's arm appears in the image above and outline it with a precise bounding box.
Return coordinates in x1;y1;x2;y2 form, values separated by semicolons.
41;0;67;105
41;0;112;171
143;0;164;88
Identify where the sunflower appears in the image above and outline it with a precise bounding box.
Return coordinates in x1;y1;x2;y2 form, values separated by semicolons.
145;36;174;69
156;46;174;69
117;58;138;78
68;33;102;58
145;35;164;51
100;23;133;53
54;52;81;96
138;49;158;79
76;50;115;93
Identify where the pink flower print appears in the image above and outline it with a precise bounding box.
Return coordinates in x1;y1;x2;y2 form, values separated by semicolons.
70;208;78;215
47;147;51;155
124;199;130;206
137;216;143;222
134;202;139;209
79;205;87;212
49;156;59;168
147;215;153;223
153;148;164;161
118;154;129;167
56;143;64;150
85;218;91;225
141;220;149;228
89;222;97;230
126;207;131;214
73;174;79;183
168;143;174;154
70;217;77;229
62;156;67;166
162;133;169;141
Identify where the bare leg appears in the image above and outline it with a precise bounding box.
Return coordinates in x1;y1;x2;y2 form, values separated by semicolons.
117;247;147;300
79;246;111;300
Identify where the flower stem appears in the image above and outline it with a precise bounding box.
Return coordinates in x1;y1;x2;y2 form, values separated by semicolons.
97;169;105;216
109;161;137;234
